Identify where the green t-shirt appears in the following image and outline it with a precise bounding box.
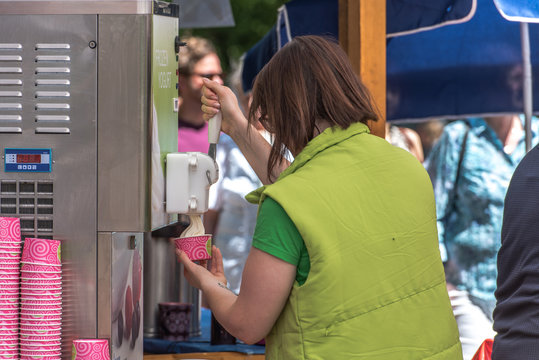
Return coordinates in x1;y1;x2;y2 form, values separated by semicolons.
252;196;310;285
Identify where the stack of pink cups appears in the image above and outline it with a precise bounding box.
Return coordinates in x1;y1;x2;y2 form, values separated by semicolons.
19;237;62;360
0;217;22;359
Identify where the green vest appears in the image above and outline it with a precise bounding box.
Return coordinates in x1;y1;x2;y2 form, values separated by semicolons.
247;123;462;360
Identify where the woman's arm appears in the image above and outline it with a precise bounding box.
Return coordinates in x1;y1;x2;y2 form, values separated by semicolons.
177;246;296;344
201;78;289;184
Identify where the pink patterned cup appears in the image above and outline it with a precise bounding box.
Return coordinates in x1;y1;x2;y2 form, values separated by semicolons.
0;244;21;251
20;313;61;320
72;339;110;360
0;217;21;243
20;299;62;306
21;279;62;285
174;235;212;261
20;333;61;341
21;238;61;266
19;325;61;333
0;351;18;357
21;304;62;311
0;279;19;285
20;272;62;280
0;303;19;310
19;322;62;329
21;291;62;299
0;250;20;259
0;292;19;299
0;243;21;249
0;308;18;315
0;259;20;265
21;263;62;273
0;274;19;279
0;284;18;290
20;350;62;357
20;339;61;345
0;337;18;344
0;327;18;334
20;344;61;351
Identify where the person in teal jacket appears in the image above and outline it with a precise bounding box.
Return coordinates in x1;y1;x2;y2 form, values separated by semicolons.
177;35;461;359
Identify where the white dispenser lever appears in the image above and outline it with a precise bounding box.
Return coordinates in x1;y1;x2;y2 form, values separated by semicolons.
207;112;221;159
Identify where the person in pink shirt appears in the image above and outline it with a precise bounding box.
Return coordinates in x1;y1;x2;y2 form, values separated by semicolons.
178;36;224;153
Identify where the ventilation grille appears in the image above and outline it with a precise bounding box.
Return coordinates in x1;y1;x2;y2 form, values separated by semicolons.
0;42;71;134
0;180;54;240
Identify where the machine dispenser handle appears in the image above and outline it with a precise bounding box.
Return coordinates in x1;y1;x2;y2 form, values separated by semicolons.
208;112;221;159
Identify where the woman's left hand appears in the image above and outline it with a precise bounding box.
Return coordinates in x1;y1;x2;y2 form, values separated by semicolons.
176;245;227;290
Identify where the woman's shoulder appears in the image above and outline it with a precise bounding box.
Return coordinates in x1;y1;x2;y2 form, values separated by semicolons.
436;119;476;146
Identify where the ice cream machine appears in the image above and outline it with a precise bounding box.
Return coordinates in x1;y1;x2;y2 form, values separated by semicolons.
0;1;179;359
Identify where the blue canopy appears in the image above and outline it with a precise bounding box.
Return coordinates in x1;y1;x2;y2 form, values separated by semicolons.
242;0;539;124
493;0;539;23
387;0;539;122
243;0;474;93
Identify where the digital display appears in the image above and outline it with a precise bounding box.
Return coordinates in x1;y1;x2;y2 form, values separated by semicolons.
4;148;52;173
17;154;41;163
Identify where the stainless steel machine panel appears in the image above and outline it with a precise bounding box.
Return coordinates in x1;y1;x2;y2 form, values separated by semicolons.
98;232;144;360
97;14;151;233
0;14;98;358
0;0;153;15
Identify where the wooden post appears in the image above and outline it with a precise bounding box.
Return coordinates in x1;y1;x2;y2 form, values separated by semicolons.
339;0;386;138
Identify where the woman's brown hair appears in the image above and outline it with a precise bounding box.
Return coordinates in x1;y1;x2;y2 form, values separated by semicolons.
248;35;379;182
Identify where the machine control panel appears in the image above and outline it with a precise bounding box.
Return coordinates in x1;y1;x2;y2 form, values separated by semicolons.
4;148;52;172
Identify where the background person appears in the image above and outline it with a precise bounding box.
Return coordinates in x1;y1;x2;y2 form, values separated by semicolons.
178;36;224;153
425;114;539;359
492;144;539;359
178;35;462;359
385;123;424;162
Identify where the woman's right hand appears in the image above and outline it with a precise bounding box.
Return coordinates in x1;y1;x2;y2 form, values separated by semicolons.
201;78;248;137
176;245;227;290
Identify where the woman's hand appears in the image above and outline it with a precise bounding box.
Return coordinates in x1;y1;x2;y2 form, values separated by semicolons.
176;245;227;290
201;78;248;137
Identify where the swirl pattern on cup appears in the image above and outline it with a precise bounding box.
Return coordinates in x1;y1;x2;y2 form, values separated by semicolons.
73;339;110;360
174;235;211;260
21;238;61;265
0;217;20;242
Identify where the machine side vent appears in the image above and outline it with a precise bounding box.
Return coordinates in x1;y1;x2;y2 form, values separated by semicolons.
34;43;71;134
0;180;54;239
0;43;23;132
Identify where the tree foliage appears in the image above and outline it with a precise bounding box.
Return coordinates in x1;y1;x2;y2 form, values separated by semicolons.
180;0;288;74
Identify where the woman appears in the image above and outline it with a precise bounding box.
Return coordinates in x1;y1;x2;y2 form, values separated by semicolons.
177;36;461;359
425;115;539;358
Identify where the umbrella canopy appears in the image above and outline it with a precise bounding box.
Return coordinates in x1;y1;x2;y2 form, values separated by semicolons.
242;0;475;92
242;0;539;126
493;0;539;22
387;0;539;122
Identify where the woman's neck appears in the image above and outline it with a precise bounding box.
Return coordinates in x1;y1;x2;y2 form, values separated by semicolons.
485;115;522;154
314;119;331;136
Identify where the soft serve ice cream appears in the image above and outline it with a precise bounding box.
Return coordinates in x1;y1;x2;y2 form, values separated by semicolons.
180;215;205;237
175;215;212;260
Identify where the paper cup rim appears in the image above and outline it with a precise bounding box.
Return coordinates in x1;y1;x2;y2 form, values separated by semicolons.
20;261;61;267
20;269;62;274
20;279;62;282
